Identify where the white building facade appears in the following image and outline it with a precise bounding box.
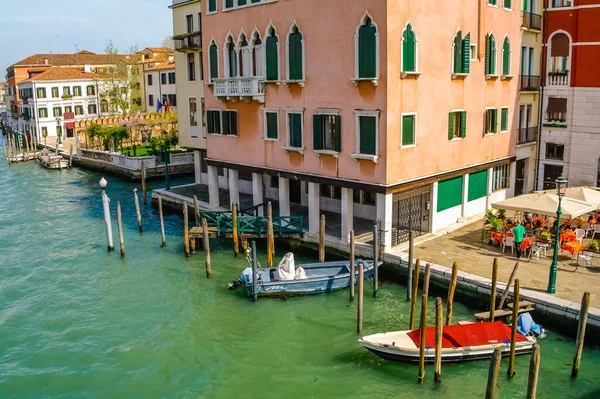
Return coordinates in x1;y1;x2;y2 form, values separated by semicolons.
144;62;177;114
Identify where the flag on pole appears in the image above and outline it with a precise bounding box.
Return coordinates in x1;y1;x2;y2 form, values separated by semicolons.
165;96;171;113
156;98;163;112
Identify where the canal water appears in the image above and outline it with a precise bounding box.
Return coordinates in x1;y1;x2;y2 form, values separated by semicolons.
1;136;599;398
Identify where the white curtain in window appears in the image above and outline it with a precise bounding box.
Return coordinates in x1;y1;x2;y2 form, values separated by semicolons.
242;47;252;77
255;44;265;78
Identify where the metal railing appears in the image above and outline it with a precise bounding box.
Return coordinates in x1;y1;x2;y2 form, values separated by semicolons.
519;75;540;91
522;12;542;31
517;126;538;145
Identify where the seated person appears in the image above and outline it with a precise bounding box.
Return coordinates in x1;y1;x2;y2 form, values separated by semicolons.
537;226;551;240
534;220;542;229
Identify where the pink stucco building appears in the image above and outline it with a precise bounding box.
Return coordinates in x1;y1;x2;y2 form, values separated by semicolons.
200;0;521;248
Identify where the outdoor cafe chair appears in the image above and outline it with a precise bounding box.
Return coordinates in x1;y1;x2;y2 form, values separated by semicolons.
578;251;593;266
593;224;600;239
530;241;549;260
502;236;514;255
575;229;586;244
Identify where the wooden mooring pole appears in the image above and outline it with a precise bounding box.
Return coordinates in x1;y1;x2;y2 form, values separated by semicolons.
319;214;325;263
507;279;520;378
434;297;443;383
572;291;590;379
251;241;258;301
117;201;125;257
407;230;414;302
202;217;212;278
423;263;431;296
24;133;30;154
232;202;239;257
446;262;458;326
357;261;364;334
193;195;200;227
418;293;427;384
158;195;166;247
373;222;379;298
350;230;355;301
498;262;519;309
183;203;190;257
409;259;421;330
485;347;502;399
141;161;147;205
490;258;498;322
69;144;74;168
267;202;274;267
527;344;541;399
133;188;142;233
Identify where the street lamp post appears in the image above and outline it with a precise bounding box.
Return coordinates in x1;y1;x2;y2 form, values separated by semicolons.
100;177;114;251
547;176;568;294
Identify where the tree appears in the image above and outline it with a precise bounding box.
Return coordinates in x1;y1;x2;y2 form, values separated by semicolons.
161;36;174;49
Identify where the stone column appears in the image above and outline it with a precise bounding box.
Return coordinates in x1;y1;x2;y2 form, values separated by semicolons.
193;150;202;185
461;174;469;218
228;169;239;210
278;177;290;217
376;193;393;250
308;182;320;234
485;167;494;210
509;161;517;198
208;165;220;209
252;172;264;216
341;188;353;243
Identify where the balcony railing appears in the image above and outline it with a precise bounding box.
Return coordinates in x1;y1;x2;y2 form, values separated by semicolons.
522;12;542;31
174;32;202;52
518;126;538;145
547;72;569;87
519;75;540;91
213;77;265;103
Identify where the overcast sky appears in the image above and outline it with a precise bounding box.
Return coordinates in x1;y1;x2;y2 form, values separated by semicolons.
1;0;172;77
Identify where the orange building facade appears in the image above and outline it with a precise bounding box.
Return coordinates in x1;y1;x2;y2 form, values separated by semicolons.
201;0;521;248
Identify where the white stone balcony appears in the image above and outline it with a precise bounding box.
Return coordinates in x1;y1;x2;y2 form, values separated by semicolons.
213;77;265;103
547;73;570;87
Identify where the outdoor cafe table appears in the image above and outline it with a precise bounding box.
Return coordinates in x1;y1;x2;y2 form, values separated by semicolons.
490;232;535;250
561;241;586;256
560;231;577;242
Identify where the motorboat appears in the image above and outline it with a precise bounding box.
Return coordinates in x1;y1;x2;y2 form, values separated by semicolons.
228;252;378;298
38;148;69;170
359;320;538;364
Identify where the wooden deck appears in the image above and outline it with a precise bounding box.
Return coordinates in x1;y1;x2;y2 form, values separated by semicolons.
474;300;536;321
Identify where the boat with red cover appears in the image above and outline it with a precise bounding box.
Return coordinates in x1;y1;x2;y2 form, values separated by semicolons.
359;321;536;364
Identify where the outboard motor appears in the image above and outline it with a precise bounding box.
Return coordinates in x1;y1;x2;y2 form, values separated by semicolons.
228;267;253;290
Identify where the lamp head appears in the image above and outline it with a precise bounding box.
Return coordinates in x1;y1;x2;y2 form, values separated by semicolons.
555;176;568;197
99;177;107;189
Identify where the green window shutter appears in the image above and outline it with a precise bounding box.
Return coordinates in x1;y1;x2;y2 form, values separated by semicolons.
492;109;498;133
266;112;278;139
266;36;279;80
402;27;415;72
225;0;233;8
448;112;454;140
207;111;214;133
504;0;512;8
358;22;377;78
289;31;303;80
461;111;467;138
402;115;414;146
502;38;510;75
222;111;231;135
501;108;508;131
485;35;491;74
467;170;488;202
334;115;341;152
490;36;496;75
41;88;46;98
209;44;218;80
462;33;471;74
359;116;376;155
230;112;238;136
238;0;247;5
313;114;322;150
437;176;464;212
209;0;216;12
453;32;462;73
290;113;302;147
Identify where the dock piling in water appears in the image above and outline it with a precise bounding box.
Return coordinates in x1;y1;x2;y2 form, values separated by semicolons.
193;195;200;227
69;144;74;168
490;258;498;322
267;202;274;267
373;222;379;298
498;262;519;309
507;279;520;378
446;262;458;326
350;230;355;302
141;161;147;205
133;188;142;233
409;259;420;330
183;203;190;257
572;291;590;379
158;195;166;247
251;241;258;301
434;297;443;383
407;230;414;302
116;201;125;257
202;217;212;278
527;344;541;399
485;347;502;399
423;263;431;296
418;293;427;384
100;178;114;251
357;262;364;334
232;202;239;257
319;214;325;263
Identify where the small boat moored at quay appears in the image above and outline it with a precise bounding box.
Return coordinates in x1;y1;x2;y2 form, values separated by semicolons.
228;252;378;298
359;320;538;364
37;149;69;170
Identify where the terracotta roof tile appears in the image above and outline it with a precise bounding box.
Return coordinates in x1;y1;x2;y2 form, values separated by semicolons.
9;51;132;70
145;62;175;72
21;67;102;82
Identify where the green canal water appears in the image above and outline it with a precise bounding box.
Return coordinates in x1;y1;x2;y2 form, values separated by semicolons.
1;136;599;398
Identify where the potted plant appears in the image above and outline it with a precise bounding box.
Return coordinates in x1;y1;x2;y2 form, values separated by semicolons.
588;240;599;252
497;209;506;220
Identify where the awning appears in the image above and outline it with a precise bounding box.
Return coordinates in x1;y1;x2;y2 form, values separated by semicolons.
492;192;596;218
65;122;75;129
535;187;600;207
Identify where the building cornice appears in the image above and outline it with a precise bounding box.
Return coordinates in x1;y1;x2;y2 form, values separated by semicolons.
168;0;200;9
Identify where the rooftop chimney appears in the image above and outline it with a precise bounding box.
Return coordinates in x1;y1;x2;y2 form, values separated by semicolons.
43;58;49;65
84;65;91;73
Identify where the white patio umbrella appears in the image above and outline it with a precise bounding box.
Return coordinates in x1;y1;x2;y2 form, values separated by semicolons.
491;192;596;218
535;186;600;208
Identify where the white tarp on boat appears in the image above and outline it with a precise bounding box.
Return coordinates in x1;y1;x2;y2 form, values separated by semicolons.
276;253;296;281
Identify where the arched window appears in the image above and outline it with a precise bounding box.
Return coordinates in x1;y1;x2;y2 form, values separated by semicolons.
252;30;264;78
100;99;109;113
265;26;279;81
287;23;304;81
402;23;416;72
239;33;249;77
502;36;511;76
550;32;570;73
226;35;237;78
452;30;470;74
208;39;219;82
356;14;377;79
485;33;497;75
